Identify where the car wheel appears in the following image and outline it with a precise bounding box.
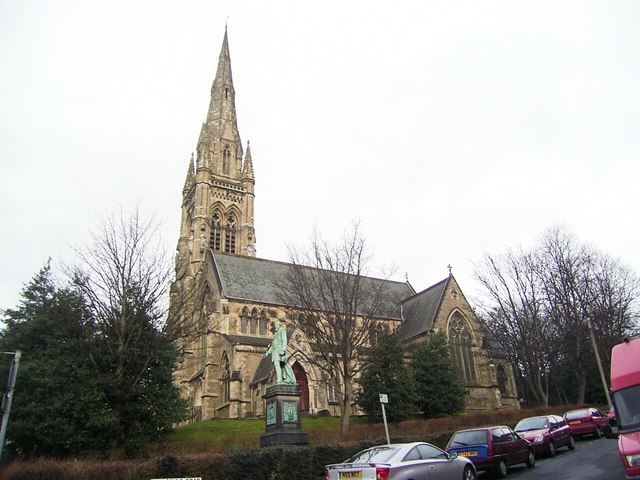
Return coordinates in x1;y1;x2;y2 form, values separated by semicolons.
462;465;476;480
548;440;556;457
494;459;508;478
595;426;603;438
526;449;536;468
567;435;576;450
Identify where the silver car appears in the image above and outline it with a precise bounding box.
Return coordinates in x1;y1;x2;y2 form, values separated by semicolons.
325;441;476;480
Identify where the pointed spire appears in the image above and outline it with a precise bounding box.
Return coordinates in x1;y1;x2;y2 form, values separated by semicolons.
182;153;195;195
242;140;254;178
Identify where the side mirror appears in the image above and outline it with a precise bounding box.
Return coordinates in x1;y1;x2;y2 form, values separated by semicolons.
449;451;459;459
517;433;525;439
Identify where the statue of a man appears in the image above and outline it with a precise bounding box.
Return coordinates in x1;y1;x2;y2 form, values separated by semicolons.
264;321;296;385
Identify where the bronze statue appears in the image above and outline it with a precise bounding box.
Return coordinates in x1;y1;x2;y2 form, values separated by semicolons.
264;321;297;385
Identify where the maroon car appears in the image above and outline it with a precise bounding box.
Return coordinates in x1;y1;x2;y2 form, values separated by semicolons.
446;426;535;478
563;407;609;438
514;415;576;456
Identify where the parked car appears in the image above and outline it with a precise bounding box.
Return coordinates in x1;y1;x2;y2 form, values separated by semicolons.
324;441;476;480
563;407;609;438
514;415;576;456
446;426;535;478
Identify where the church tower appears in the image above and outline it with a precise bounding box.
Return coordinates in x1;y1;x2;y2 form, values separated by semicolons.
177;27;256;271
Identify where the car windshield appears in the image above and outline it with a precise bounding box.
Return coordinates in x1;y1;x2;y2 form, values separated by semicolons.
565;409;590;420
450;430;488;446
614;385;640;432
515;417;548;431
346;446;399;464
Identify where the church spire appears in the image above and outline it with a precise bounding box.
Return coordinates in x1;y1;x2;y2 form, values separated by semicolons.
242;140;254;178
182;153;195;195
197;26;243;177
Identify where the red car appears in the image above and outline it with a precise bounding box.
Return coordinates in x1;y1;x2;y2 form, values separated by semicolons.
446;426;535;478
563;407;609;438
514;415;576;456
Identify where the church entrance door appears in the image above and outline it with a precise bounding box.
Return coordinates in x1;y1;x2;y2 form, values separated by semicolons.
292;361;309;413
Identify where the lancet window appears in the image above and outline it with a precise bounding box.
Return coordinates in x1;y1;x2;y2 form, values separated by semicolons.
250;308;258;335
210;213;222;251
225;216;236;254
222;146;230;175
259;311;268;335
240;307;249;334
220;353;230;403
497;364;508;395
448;312;476;383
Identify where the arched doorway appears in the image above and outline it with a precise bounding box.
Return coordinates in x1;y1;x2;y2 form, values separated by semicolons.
292;361;309;413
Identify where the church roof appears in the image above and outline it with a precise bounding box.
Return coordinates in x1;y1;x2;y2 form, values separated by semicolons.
397;277;449;342
211;252;415;319
250;355;273;386
220;333;272;348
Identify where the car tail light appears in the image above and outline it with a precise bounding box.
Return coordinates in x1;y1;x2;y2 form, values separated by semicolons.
376;466;390;480
324;469;330;479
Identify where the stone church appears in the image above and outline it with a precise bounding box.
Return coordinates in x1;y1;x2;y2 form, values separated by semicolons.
171;28;519;422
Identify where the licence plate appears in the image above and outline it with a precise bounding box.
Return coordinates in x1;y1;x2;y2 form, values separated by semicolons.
339;472;362;479
568;421;580;425
459;451;478;457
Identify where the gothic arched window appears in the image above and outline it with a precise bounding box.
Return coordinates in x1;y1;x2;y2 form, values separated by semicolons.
259;311;267;335
250;308;258;335
497;364;508;395
240;307;249;334
223;146;230;175
369;324;377;346
210;212;222;251
225;216;236;254
220;353;230;403
448;312;476;383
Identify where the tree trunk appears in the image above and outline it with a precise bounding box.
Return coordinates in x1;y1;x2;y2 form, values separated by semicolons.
340;377;352;436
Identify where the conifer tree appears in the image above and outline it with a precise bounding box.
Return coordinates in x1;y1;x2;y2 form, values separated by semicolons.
0;263;114;458
410;332;467;417
356;334;417;422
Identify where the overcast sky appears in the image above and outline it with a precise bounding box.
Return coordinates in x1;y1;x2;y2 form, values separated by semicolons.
2;0;640;311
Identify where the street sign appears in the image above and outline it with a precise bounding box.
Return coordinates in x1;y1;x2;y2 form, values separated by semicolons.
379;393;388;404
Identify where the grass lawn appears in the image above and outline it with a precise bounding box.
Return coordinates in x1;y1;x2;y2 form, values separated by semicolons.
165;415;372;450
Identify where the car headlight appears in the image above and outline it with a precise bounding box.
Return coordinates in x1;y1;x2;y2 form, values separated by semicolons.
625;454;640;467
534;434;544;443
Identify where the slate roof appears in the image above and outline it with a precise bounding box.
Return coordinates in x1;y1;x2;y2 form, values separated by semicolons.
250;356;273;386
220;333;272;348
397;277;449;342
212;252;415;319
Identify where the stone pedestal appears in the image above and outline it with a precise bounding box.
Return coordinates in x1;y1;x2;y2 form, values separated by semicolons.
260;384;309;447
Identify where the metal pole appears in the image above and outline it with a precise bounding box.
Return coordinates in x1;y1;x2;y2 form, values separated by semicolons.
381;403;391;445
586;318;612;410
0;351;21;461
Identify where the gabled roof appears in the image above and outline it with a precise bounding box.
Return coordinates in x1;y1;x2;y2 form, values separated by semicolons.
397;276;449;342
212;252;415;319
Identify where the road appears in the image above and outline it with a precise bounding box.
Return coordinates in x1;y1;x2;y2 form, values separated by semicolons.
476;435;627;479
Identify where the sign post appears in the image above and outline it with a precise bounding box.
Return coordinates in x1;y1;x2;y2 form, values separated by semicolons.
379;393;390;445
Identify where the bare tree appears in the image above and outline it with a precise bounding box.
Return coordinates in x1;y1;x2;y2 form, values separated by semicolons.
475;247;552;407
66;207;187;452
539;228;640;403
278;223;400;435
476;225;639;406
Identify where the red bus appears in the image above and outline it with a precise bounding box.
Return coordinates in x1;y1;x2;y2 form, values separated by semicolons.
610;337;640;479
